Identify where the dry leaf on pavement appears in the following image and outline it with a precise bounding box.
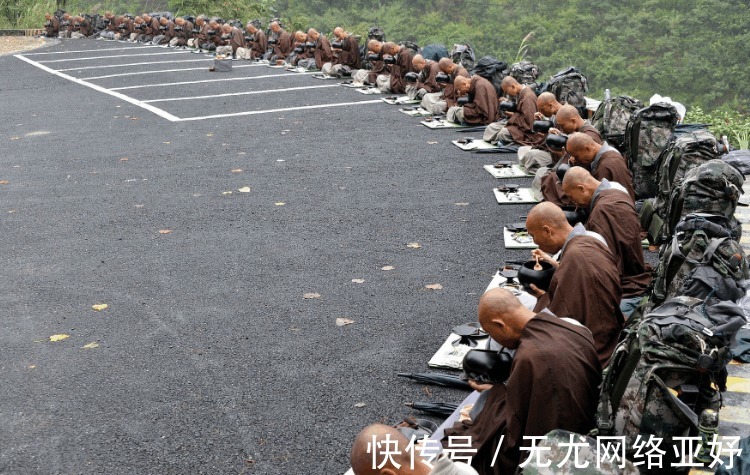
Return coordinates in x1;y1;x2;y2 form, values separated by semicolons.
351;278;365;284
455;202;469;206
158;230;172;234
353;402;366;408
91;303;108;311
381;265;395;271
231;168;242;173
407;242;422;249
49;334;70;342
81;342;99;349
336;317;355;327
238;187;251;193
275;202;286;206
303;293;321;299
425;283;443;290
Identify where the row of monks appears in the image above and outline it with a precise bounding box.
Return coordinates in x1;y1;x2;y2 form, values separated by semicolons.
43;14;654;473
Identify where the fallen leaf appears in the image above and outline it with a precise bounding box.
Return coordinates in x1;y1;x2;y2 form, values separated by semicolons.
162;141;170;144
354;402;366;408
336;317;355;326
159;229;172;234
381;265;395;271
303;292;321;299
0;180;9;185
116;105;121;108
81;342;99;349
407;242;422;249
91;303;108;311
49;334;70;342
10;136;20;140
28;364;37;369
275;202;286;206
425;283;443;290
206;132;214;137
276;159;285;162
135;204;144;208
422;386;433;397
130;117;139;120
454;202;469;206
119;157;128;161
351;278;365;284
222;191;233;195
427;141;438;144
231;168;243;173
237;187;251;193
8;209;17;213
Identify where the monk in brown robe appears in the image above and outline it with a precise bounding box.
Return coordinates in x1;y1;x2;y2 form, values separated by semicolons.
215;23;244;57
188;15;208;49
114;15;134;41
562;167;652;317
406;54;440;100
443;288;601;475
447;76;498;125
535;91;563;120
484;76;545;147
322;27;360;76
566;132;636;201
420;58;470;114
70;15;91;38
288;31;310;66
237;22;266;60
268;22;292;63
526;202;624;367
307;28;333;70
171;17;193;47
43;13;59;38
533;105;603;204
376;42;414;93
350;39;385;85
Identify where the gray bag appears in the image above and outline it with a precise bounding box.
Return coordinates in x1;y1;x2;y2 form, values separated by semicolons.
214;58;232;72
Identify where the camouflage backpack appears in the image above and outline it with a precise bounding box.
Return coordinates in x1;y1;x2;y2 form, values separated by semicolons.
624;103;679;200
640;129;721;244
591;95;643;152
472;56;508;97
595;296;745;472
450;43;476;70
510;60;541;86
545;67;589;117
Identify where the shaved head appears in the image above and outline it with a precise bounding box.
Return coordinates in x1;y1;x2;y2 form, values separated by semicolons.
351;424;431;475
478;288;535;349
566;132;601;166
555;104;585;134
454;75;471;95
562;166;600;207
438;57;457;74
294;30;306;42
307;28;319;40
537;92;562;117
382;41;399;55
412;54;426;71
526;202;573;253
501;76;522;96
270;21;280;32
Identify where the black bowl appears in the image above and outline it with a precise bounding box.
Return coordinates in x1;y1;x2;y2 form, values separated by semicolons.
533;119;554;133
457;95;470;106
556;163;571;183
562;207;588;225
404;71;419;83
499;101;517;112
436;72;450;83
546;134;568;150
517;260;555;292
462;349;513;384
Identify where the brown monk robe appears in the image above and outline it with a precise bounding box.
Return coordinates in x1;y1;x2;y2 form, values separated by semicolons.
115;15;134;40
43;14;59;37
155;17;177;45
526;202;624;367
364;40;386;85
537;105;603;205
566;132;636;201
443;288;601;475
439;57;469;107
269;22;293;61
191;16;209;48
305;29;333;70
172;18;193;47
450;75;498;125
289;31;310;66
215;24;245;56
414;56;441;93
484;76;545;146
562;167;652;305
385;43;415;94
240;23;267;59
332;27;360;69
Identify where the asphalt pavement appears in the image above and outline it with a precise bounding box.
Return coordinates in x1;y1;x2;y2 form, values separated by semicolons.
0;39;534;474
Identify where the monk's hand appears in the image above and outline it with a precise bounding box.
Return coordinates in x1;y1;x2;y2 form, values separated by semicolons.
548;128;561;135
534;112;545;120
468;379;494;392
528;283;546;298
531;249;559;268
459;403;474;422
504;111;514;117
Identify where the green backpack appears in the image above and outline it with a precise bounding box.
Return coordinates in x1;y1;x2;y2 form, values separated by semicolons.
624;103;679;200
640;129;721;244
545;67;589;116
591;95;643;151
595;296;745;472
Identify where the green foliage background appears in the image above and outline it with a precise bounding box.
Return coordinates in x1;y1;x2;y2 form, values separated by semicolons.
4;0;750;117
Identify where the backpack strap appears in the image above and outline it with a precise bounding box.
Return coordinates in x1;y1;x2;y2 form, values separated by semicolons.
670;235;728;266
675;217;733;239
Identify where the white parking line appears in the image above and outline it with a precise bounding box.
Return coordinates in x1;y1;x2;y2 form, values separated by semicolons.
15;53;180;122
23;45;159;55
38;51;194;63
143;84;340;103
177;100;383;121
85;63;263;80
110;72;317;90
56;58;214;72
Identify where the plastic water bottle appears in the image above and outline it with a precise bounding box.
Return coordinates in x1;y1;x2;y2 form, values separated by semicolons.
695;409;719;464
604;88;611;101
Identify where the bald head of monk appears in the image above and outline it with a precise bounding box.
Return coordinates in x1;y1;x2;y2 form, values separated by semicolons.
501;76;522;97
270;21;281;33
293;30;306;42
382;41;400;55
367;39;383;54
438;57;457;75
411;54;426;72
478;288;535;350
555;104;586;134
351;424;432;475
537;92;562;118
245;22;257;33
333;26;345;39
454;75;471;96
566;132;602;167
159;16;169;26
307;28;319;41
562;166;601;208
195;15;206;26
526;202;574;254
208;20;219;31
175;17;185;26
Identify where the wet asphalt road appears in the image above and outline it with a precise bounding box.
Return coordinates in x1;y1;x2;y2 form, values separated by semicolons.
0;39;533;474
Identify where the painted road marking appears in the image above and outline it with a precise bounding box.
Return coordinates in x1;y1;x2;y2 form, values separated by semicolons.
177;100;383;121
23;45;159;55
109;72;317;90
37;51;194;63
84;63;263;80
56;58;214;72
142;84;341;103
